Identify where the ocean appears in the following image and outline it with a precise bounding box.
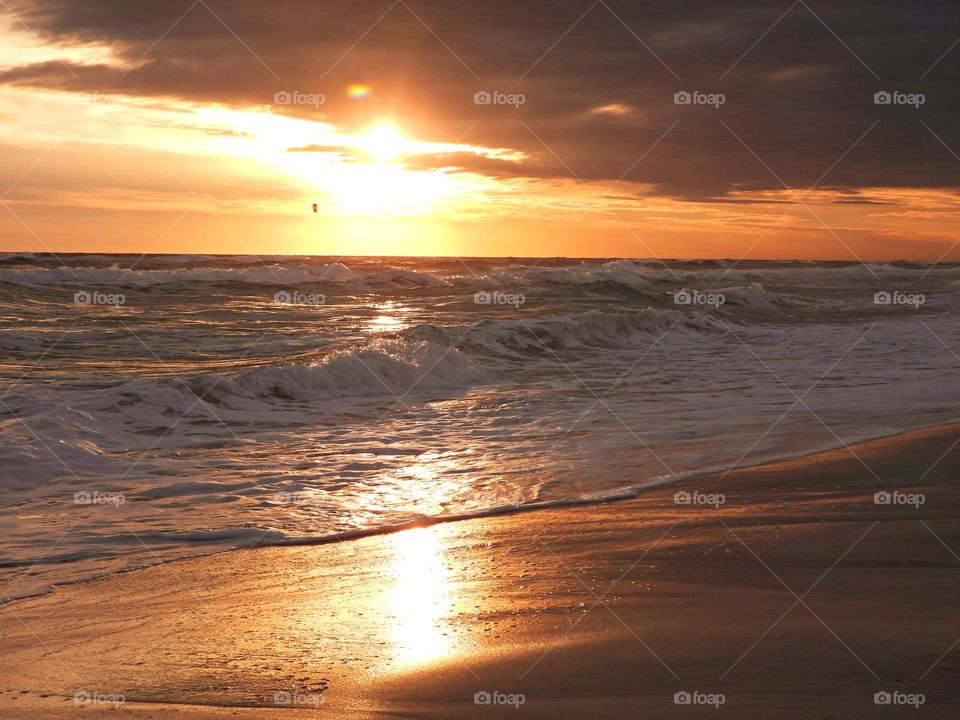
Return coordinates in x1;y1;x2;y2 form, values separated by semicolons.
1;253;957;601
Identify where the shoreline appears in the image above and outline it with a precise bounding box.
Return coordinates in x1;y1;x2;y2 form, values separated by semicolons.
2;422;959;718
4;419;957;608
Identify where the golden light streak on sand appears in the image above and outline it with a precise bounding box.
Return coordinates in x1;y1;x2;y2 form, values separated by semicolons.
385;526;454;665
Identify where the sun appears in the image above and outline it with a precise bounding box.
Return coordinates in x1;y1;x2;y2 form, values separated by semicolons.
359;123;408;162
219;112;489;216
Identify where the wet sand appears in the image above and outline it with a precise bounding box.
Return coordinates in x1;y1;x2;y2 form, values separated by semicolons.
2;424;959;719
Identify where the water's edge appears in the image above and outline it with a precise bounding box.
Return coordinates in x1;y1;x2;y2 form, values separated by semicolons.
5;418;956;607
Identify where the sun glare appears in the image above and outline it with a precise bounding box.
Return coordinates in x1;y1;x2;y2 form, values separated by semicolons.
359;123;408;162
47;98;499;219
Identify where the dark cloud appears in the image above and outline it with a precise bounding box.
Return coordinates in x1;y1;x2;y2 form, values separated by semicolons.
4;0;960;199
285;145;537;178
284;143;371;163
287;144;359;154
160;124;253;137
401;151;533;179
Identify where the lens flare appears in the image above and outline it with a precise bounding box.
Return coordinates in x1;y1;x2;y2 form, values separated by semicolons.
347;83;371;100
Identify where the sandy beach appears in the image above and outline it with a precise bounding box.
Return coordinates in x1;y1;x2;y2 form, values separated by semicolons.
1;423;959;719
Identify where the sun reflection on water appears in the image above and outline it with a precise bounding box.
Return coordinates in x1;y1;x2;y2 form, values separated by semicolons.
368;301;412;333
385;526;453;665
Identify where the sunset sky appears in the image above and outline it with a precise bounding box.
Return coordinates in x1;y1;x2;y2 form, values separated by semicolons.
1;0;959;259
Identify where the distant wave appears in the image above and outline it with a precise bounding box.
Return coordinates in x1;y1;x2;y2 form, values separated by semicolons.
1;257;942;302
0;263;358;286
457;307;725;358
466;259;656;288
717;283;777;309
